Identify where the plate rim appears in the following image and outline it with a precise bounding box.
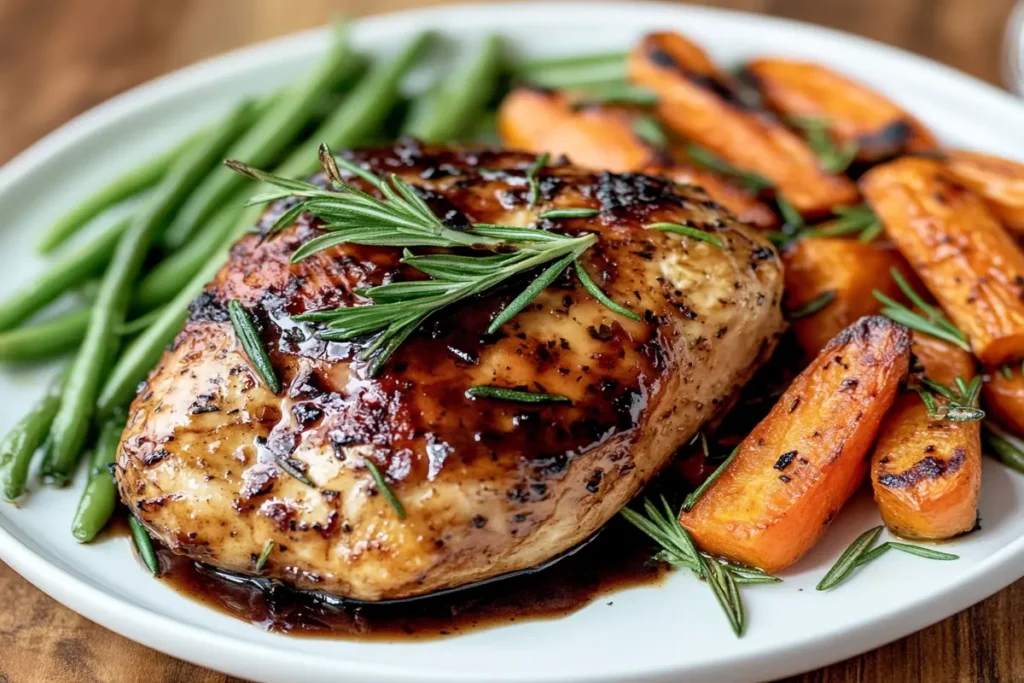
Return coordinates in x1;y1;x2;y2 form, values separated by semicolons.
3;3;1024;682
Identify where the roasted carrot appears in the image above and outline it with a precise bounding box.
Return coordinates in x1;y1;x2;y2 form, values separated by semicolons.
628;31;858;217
860;156;1024;365
983;365;1024;436
944;150;1024;238
870;333;980;540
782;238;916;358
680;316;911;572
743;58;936;163
496;87;777;228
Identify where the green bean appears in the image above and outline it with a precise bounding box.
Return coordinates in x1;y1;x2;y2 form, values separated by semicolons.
402;34;504;142
128;515;161;575
0;218;126;332
160;24;358;250
70;415;124;542
511;50;628;88
45;99;259;482
275;31;436;177
0;307;90;363
36;131;203;255
1;370;65;501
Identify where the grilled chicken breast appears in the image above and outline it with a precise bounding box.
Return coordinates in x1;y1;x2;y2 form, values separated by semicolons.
117;141;785;601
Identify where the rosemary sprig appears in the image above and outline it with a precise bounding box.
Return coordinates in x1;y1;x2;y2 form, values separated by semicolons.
767;203;880;247
228;300;281;393
646;222;724;249
873;268;971;352
540;208;600;219
682;447;739;512
775;194;804;231
632;115;669;149
685;144;773;193
128;516;160;576
786;290;836;320
984;421;1024;474
276;456;315;487
255;540;275;572
818;525;958;590
914;375;984;423
526;152;548;208
466;385;571;403
790;116;858;175
574;259;641;322
364;458;406;519
620;495;778;636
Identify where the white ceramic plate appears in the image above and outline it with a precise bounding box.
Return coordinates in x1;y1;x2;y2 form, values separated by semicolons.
3;3;1024;682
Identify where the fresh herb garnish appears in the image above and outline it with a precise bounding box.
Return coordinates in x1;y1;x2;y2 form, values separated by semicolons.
646;222;724;249
228;299;281;393
632;115;669;148
364;458;406;519
984;421;1024;474
574;259;641;322
539;207;600;219
682;447;739;512
914;376;984;423
1002;364;1014;380
873;268;971;352
790;116;858;175
786;290;836;320
768;203;881;247
775;193;804;231
276;456;315;487
685;144;773;194
620;495;779;637
817;525;958;590
128;515;160;576
466;385;571;403
572;83;658;108
255;540;275;572
526;152;549;208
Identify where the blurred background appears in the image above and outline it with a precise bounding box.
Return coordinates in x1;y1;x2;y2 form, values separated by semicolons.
1;0;1023;682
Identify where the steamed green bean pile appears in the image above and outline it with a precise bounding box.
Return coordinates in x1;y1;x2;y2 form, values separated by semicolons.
0;32;631;557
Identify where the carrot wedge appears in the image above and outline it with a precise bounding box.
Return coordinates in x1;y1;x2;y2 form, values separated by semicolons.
628;31;858;217
983;366;1024;436
944;150;1024;238
743;58;937;163
680;316;911;572
496;87;777;227
870;333;980;540
861;157;1024;365
782;238;916;357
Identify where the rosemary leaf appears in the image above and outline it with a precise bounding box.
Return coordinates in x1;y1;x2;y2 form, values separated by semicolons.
646;222;724;248
816;525;883;591
128;516;160;576
526;152;549;208
685;144;773;193
682;447;739;512
885;542;958;561
701;554;745;636
228;300;281;393
786;290;836;320
633;115;669;149
276;457;315;487
873;269;971;352
790;116;858;175
1001;364;1014;380
575;83;658;107
574;259;641;322
487;252;577;334
983;421;1024;474
776;194;805;230
364;458;406;519
255;540;275;572
465;385;571;403
540;208;600;219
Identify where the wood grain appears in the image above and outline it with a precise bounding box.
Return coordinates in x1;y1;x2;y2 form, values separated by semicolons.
0;0;1021;681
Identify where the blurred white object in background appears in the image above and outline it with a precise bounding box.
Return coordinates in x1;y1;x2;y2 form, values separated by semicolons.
1005;0;1024;94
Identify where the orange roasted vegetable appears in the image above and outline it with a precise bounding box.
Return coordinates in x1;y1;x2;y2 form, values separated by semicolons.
983;365;1024;436
628;31;858;218
870;333;980;540
680;316;911;572
743;58;936;163
944;150;1024;238
782;238;915;357
861;157;1024;365
496;87;778;228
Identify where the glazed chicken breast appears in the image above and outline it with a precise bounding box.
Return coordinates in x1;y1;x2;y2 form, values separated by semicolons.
116;141;784;601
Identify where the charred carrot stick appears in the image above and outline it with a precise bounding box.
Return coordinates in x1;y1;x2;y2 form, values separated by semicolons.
742;58;937;163
496;87;777;228
782;238;916;358
870;333;981;540
944;150;1024;238
628;31;858;218
679;316;911;572
861;156;1024;366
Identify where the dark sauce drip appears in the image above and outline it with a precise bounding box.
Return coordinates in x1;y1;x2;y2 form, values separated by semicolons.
153;519;666;640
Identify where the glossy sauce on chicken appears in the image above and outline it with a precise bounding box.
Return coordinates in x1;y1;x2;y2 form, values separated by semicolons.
116;141;784;601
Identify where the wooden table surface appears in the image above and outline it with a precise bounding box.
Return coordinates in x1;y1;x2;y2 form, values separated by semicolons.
0;0;1021;681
